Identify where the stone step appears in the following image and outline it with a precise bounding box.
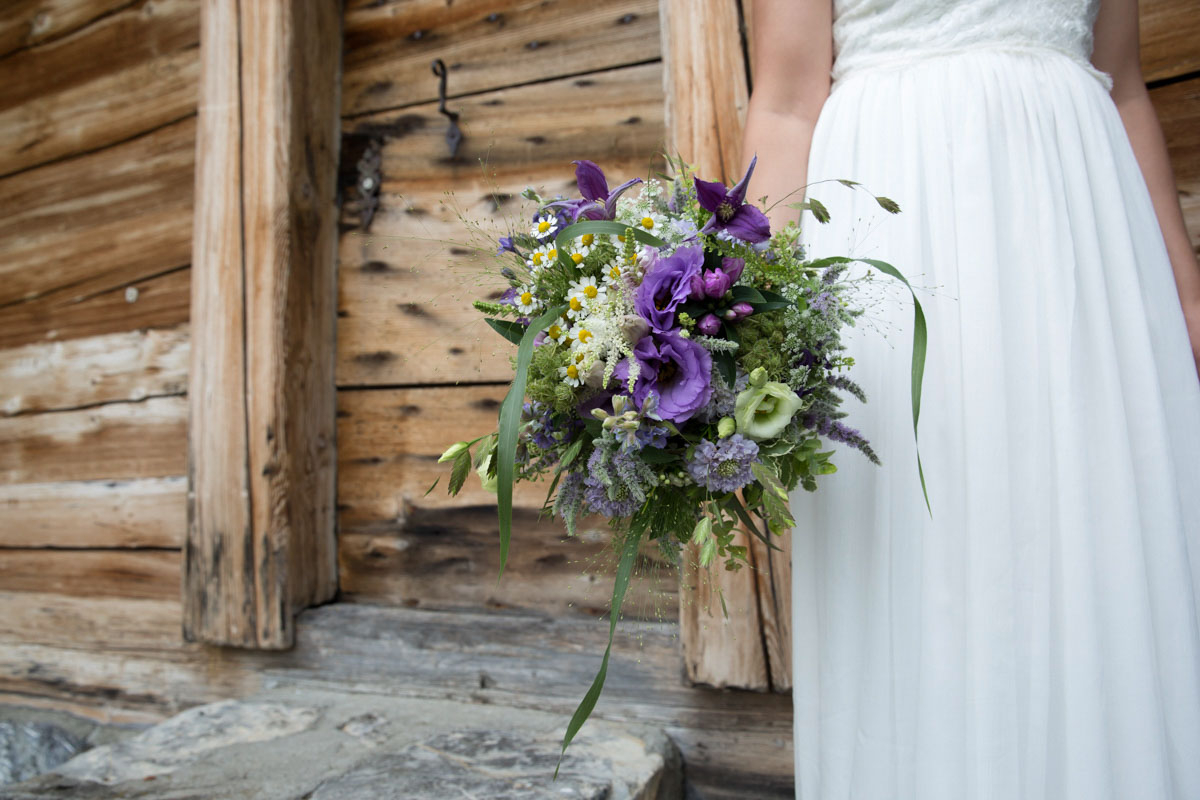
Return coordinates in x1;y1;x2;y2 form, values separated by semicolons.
0;685;682;799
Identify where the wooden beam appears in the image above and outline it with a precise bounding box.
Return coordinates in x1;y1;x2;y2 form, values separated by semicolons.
659;0;784;691
185;0;342;649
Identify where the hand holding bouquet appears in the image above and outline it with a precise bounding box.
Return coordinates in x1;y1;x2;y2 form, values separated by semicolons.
432;153;928;777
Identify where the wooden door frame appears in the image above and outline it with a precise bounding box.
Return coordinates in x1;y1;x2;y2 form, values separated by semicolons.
660;0;792;692
184;0;343;649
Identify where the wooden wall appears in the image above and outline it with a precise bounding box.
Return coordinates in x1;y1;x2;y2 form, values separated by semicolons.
331;0;679;621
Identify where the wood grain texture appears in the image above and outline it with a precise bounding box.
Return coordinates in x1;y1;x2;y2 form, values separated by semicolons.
659;0;771;691
339;60;665;192
0;476;185;548
1140;0;1200;84
0;268;190;352
342;0;658;117
0;395;185;484
185;0;342;649
0;0;199;177
658;0;747;187
0;115;194;309
0;326;188;416
0;0;135;58
338;503;680;622
338;167;669;387
0;548;180;600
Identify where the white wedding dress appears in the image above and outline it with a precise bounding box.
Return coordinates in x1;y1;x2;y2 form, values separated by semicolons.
788;1;1200;798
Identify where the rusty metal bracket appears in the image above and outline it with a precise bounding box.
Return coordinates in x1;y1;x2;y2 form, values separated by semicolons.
431;58;463;158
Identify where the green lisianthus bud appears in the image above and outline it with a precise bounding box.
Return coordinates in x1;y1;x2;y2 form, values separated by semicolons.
717;416;736;438
747;366;768;388
734;379;803;440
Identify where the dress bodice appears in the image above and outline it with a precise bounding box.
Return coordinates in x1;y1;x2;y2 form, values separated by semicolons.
831;0;1112;89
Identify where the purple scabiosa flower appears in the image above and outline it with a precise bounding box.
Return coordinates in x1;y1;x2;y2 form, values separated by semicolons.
694;154;771;243
611;330;712;424
686;433;759;493
635;423;670;449
634;243;703;332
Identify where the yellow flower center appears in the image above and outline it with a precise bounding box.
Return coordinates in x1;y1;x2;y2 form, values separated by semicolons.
641;216;655;229
538;220;551;233
617;234;625;242
547;324;562;339
531;252;544;265
574;351;586;363
566;364;579;379
520;292;533;305
548;249;557;260
571;252;584;264
609;266;621;280
584;285;598;299
577;329;593;343
569;297;583;312
581;233;594;245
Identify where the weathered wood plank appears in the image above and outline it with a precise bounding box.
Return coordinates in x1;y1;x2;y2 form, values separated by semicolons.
0;395;186;484
0;116;194;308
0;326;188;416
341;0;659;117
658;0;768;691
0;267;190;352
186;0;342;649
0;0;199;177
0;0;134;59
337;385;548;528
658;0;747;187
339;60;664;193
1140;0;1200;84
0;476;185;548
747;525;791;692
0;548;180;600
338;503;679;622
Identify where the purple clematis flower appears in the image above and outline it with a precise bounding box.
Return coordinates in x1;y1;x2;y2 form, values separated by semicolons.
496;235;517;256
547;159;643;222
610;330;712;424
694;154;772;243
635;244;703;332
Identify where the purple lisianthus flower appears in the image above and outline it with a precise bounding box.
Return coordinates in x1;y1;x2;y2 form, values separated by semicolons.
545;159;643;222
695;154;771;243
611;329;712;424
635;244;703;333
686;433;759;492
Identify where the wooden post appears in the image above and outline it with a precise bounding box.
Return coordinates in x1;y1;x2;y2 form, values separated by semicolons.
185;0;342;648
660;0;791;691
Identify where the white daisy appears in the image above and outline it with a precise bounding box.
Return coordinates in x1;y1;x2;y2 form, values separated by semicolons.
542;321;567;345
568;275;606;309
600;260;625;288
530;214;560;239
525;244;558;274
567;319;604;353
565;241;594;267
635;211;666;234
514;285;543;315
558;360;584;387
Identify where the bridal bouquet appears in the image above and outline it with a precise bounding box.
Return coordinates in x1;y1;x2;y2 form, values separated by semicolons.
430;153;927;777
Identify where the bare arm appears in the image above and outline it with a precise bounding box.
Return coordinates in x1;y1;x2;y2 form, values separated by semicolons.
1092;0;1200;375
740;0;834;233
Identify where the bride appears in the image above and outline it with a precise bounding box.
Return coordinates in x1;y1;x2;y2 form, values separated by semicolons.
740;0;1200;797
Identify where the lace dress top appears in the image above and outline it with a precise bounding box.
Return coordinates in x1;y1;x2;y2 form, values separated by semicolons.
830;0;1112;89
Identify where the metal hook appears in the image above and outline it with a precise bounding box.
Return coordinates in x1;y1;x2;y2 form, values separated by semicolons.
431;58;463;158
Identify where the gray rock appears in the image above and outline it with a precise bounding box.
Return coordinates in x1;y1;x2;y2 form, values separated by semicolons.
0;722;89;787
1;686;681;800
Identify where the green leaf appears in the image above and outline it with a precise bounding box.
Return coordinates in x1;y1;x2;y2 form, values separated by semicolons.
423;476;440;497
876;196;902;214
554;525;643;779
724;493;784;553
836;179;861;189
496;303;568;583
751;461;795;530
730;285;766;304
448;448;471;495
812;256;931;515
637;447;678;465
557;438;584;472
484;317;526;346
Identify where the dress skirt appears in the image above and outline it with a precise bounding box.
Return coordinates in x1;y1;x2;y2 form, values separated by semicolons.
789;46;1200;800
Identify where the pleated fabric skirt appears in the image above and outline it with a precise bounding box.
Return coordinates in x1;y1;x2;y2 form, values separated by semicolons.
789;46;1200;800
